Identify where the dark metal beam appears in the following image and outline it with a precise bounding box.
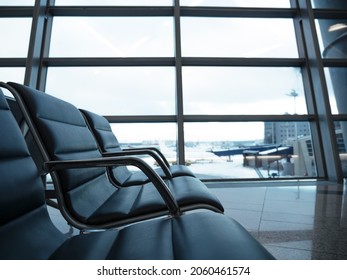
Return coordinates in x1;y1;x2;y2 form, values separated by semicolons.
46;6;298;18
48;6;173;17
43;57;303;67
323;59;347;67
182;57;304;67
313;9;347;19
0;7;33;17
180;7;297;18
43;57;176;67
105;114;314;124
184;114;315;122
0;58;27;67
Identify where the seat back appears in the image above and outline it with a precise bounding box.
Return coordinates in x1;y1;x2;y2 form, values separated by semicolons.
6;82;118;227
0;90;66;259
80;109;132;185
80;109;122;153
6;96;47;176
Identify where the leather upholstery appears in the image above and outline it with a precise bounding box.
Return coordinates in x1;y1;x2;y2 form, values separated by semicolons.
6;82;224;230
0;90;274;260
80;109;195;186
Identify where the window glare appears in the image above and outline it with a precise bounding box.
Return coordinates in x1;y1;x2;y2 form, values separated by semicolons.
45;67;175;116
181;18;298;58
50;17;174;57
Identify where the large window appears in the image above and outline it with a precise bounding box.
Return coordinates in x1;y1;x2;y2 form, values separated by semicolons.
2;0;347;182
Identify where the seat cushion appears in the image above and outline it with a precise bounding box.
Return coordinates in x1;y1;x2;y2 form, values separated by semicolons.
88;176;224;225
122;165;195;186
51;211;274;260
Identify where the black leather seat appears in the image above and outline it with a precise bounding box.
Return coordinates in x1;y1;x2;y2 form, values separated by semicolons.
2;82;224;230
0;89;275;260
80;109;195;187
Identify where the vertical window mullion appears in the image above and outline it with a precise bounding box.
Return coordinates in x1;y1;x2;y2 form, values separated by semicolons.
174;0;185;165
296;0;343;182
24;0;49;88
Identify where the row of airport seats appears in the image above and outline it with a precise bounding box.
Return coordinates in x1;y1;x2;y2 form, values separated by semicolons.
0;81;275;260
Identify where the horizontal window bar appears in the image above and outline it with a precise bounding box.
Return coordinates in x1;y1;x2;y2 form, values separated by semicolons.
43;57;304;67
44;57;176;67
105;114;315;124
182;58;304;67
47;6;298;18
332;114;347;121
0;7;33;17
180;7;297;18
48;6;173;17
313;9;347;19
323;59;347;67
3;6;346;19
0;58;27;67
184;115;315;122
106;115;177;123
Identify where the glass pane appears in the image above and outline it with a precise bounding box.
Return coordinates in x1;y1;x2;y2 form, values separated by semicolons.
0;0;34;5
184;122;316;180
325;67;347;114
50;17;174;57
316;19;347;59
181;0;290;8
110;123;177;168
0;18;32;57
54;0;172;5
0;68;25;84
45;67;175;115
181;18;298;58
183;67;306;115
312;0;347;9
334;121;347;177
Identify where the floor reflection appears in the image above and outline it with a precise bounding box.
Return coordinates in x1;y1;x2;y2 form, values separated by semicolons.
209;181;347;259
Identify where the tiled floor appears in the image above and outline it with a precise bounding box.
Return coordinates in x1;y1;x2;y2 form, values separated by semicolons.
48;179;347;260
207;180;347;260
